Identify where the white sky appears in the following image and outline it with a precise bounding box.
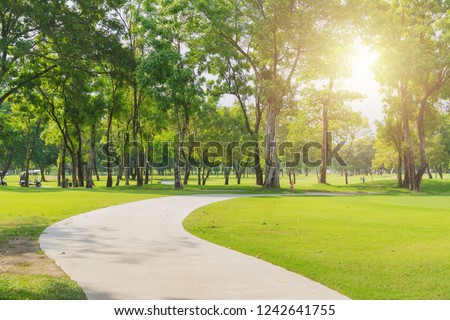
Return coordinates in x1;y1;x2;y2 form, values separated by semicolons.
344;43;384;127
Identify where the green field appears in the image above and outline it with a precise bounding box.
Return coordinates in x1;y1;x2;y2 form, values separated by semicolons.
1;173;449;299
184;191;450;299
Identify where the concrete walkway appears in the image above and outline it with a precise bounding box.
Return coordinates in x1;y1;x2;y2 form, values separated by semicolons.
40;195;349;300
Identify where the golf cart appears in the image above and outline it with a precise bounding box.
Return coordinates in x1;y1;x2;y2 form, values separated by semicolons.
19;171;42;187
0;175;6;186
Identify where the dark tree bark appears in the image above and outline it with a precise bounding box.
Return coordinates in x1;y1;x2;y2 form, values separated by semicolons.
60;141;67;188
400;82;416;191
224;167;231;185
397;153;403;188
106;108;114;188
174;129;186;190
75;123;84;188
1;147;13;179
86;122;96;188
24;119;42;187
264;104;280;188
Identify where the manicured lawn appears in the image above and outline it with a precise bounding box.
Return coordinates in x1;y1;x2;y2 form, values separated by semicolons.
184;193;450;299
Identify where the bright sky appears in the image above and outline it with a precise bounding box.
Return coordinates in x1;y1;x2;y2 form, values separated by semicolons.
344;42;384;127
219;42;384;128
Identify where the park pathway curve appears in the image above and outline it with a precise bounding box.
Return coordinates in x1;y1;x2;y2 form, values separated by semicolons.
40;195;349;300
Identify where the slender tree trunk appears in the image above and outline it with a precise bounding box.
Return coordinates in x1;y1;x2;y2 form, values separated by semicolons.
397;152;403;188
403;155;409;189
254;145;263;186
61;141;67;188
116;164;123;186
414;100;427;190
24;120;42;187
106;109;114;188
236;163;242;185
24;134;31;187
344;168;349;185
69;151;78;188
1;147;13;178
132;84;143;186
86;122;96;188
264;105;280;188
320;102;328;184
58;157;62;187
224;167;231;185
174;130;185;190
39;166;47;182
202;167;211;185
320;80;334;184
426;166;433;179
124;133;130;186
94;162;100;181
144;144;149;185
400;83;416;191
183;149;191;185
76;124;84;188
437;164;443;179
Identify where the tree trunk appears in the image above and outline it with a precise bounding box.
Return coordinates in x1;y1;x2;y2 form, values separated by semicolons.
1;147;13;178
224;167;231;185
264;105;280;188
403;155;409;189
124;133;130;186
76;124;84;188
106;109;114;188
144;145;150;185
60;141;67;188
414;100;427;190
39;166;47;182
94;162;100;181
426;166;433;179
183;149;191;185
437;164;443;179
24;120;42;187
69;151;78;188
254;145;263;186
344;167;349;185
174;130;185;190
116;164;123;186
400;83;416;191
320;103;328;184
86;122;96;188
132;84;143;186
397;152;403;188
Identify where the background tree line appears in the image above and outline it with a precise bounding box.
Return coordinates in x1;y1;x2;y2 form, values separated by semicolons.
0;0;448;190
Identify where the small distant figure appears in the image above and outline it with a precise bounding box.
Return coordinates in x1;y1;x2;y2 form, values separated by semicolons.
290;181;295;191
362;177;365;183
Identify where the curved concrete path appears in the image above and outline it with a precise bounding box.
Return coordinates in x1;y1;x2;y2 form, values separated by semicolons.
40;195;349;300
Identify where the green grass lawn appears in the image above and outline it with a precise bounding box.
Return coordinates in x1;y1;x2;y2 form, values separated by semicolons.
184;193;450;300
1;172;448;299
0;185;169;300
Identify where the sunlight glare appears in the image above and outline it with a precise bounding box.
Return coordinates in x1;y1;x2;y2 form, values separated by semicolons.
344;41;383;126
